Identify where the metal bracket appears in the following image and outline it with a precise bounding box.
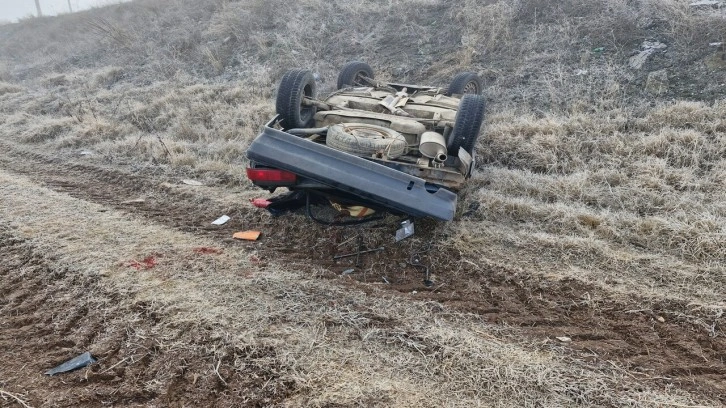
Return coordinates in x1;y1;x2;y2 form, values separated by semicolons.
395;219;415;242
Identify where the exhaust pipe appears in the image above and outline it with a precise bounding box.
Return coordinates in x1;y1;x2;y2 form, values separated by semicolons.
419;131;448;163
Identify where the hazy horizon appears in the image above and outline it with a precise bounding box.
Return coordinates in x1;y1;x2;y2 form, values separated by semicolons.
0;0;129;23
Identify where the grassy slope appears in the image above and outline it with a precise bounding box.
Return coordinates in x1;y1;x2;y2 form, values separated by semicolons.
0;0;725;405
2;0;723;303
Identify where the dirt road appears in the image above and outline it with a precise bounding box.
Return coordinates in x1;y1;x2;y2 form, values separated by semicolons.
1;141;723;407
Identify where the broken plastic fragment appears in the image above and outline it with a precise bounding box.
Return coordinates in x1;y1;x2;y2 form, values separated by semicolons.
45;351;96;375
211;215;230;225
556;336;572;343
233;231;261;241
250;198;272;208
330;202;375;218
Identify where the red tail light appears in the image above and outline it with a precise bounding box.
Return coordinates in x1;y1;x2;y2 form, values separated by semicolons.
246;168;297;183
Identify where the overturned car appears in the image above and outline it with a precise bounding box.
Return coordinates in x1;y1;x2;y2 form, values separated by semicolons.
246;62;485;222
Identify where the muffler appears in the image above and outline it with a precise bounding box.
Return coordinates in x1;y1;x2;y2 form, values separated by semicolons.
418;131;448;163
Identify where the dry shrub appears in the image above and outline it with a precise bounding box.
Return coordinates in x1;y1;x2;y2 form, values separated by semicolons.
20;117;76;144
94;66;125;88
56;119;132;148
0;82;23;95
638;100;724;132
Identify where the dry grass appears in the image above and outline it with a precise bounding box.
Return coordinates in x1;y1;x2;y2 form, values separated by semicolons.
0;169;716;407
0;0;725;405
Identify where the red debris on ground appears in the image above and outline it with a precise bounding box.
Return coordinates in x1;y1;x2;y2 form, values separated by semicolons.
250;198;271;208
126;255;158;270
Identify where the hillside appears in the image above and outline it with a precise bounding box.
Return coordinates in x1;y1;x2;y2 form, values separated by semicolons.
0;0;724;407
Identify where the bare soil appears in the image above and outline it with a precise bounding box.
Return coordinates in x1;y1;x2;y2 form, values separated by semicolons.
1;140;723;406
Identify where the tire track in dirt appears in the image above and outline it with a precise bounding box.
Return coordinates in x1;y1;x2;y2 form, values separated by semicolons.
0;142;723;403
11;166;700;407
0;226;296;407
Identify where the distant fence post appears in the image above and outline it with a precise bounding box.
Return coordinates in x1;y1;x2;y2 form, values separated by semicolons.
68;0;73;12
35;0;43;17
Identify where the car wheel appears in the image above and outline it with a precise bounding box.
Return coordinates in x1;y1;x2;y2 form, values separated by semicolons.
447;94;486;156
336;61;375;89
276;69;316;129
326;123;407;159
446;72;482;96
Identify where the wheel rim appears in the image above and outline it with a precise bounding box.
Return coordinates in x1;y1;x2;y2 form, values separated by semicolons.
463;81;479;94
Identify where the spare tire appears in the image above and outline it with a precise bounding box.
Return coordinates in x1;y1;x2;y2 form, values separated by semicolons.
446;72;482;96
276;69;316;129
337;61;375;89
447;94;486;156
326;123;407;159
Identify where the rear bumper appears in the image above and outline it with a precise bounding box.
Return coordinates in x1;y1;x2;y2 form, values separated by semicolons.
246;120;457;221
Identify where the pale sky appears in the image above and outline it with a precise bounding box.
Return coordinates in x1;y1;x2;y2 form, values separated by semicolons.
0;0;130;22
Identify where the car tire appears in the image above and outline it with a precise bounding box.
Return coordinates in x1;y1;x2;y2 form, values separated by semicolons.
326;123;407;159
276;69;316;129
447;94;486;156
446;72;482;96
337;61;375;89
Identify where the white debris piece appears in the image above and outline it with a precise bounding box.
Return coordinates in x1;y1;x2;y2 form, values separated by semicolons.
710;42;723;47
211;215;230;225
629;41;667;69
556;336;572;343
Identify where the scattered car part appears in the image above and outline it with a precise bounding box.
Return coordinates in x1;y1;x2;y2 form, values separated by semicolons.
330;201;376;217
337;61;375;89
409;245;433;287
333;246;385;260
233;231;261;241
395;219;415;242
45;352;96;375
211;215;230;225
250;198;272;208
326;123;407;159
